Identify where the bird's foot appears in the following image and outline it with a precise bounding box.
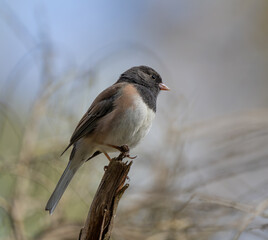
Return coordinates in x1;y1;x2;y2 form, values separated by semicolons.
118;145;137;159
114;144;129;153
126;154;137;159
106;144;137;160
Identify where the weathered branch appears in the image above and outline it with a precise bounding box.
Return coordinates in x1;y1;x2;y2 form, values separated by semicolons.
79;152;132;240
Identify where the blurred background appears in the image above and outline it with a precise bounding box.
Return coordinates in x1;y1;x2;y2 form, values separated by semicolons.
1;1;268;239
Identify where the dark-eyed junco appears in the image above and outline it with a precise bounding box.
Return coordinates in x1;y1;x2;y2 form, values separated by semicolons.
45;65;169;214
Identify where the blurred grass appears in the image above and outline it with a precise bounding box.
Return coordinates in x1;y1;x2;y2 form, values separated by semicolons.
1;2;268;240
1;56;268;239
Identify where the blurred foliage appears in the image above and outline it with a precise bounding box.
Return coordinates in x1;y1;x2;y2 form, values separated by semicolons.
1;1;268;240
1;47;268;240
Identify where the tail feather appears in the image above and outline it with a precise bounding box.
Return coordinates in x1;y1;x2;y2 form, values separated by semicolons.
45;162;78;214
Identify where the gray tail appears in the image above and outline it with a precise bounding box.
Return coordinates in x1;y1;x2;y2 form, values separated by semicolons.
45;162;78;214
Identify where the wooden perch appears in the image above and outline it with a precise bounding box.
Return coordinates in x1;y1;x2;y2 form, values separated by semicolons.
79;151;133;240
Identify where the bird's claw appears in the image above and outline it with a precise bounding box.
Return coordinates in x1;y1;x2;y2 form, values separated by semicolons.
110;144;137;160
119;144;129;153
126;154;137;159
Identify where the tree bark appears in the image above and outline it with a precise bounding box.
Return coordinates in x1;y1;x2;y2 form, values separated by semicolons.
79;152;132;240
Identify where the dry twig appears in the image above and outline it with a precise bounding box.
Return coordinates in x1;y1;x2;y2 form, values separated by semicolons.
79;151;132;240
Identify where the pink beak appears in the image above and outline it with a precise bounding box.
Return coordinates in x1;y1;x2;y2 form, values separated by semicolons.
159;83;170;91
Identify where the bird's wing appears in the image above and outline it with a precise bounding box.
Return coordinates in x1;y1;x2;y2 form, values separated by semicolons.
61;83;123;155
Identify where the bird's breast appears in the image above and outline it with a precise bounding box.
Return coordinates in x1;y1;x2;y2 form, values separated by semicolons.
103;94;155;149
123;95;155;146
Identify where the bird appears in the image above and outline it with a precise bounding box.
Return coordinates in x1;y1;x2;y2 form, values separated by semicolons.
45;65;169;214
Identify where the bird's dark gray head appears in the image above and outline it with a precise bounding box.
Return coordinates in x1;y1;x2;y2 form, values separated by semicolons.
116;66;169;111
117;65;168;97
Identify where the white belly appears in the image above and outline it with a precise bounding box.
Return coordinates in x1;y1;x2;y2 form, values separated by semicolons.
103;97;155;150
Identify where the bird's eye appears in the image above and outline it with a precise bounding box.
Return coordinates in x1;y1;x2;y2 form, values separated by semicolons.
151;75;156;80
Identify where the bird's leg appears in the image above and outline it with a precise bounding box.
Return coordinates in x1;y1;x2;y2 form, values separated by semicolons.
106;144;137;159
103;152;112;161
